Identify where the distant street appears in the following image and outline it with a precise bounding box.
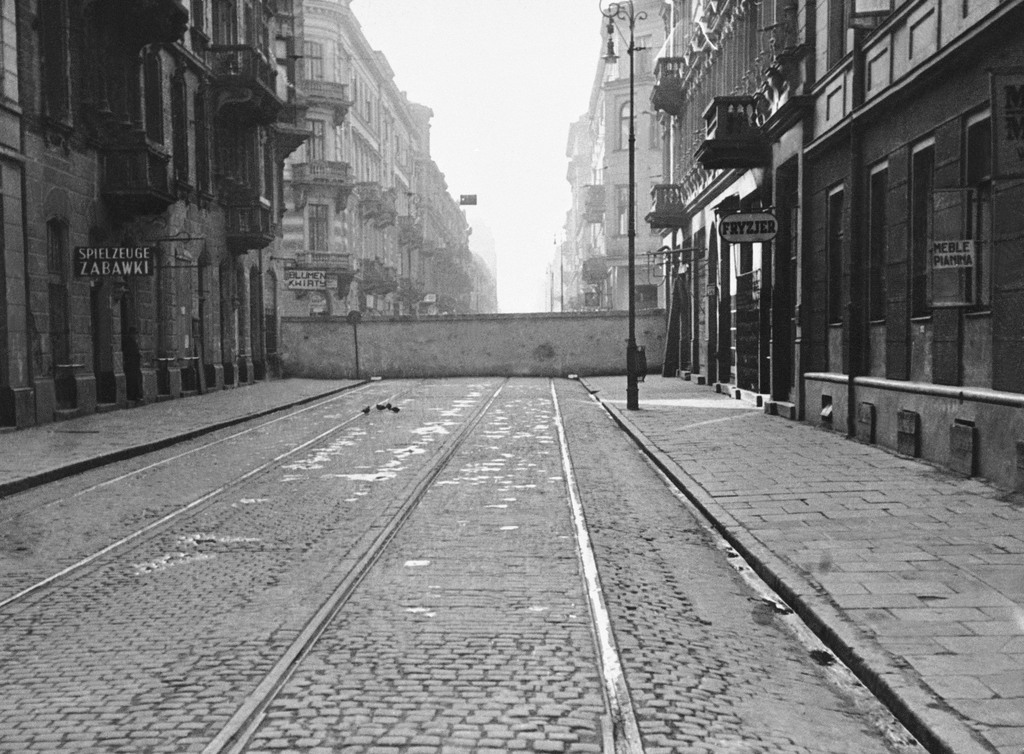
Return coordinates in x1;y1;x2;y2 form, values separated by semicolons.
0;378;915;753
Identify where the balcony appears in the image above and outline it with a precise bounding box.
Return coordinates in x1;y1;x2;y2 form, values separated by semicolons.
581;185;605;224
89;0;188;52
646;184;688;229
273;95;311;159
302;79;352;120
356;183;398;228
101;139;175;219
291;160;354;211
209;45;282;127
695;96;771;170
359;258;398;296
225;201;275;254
651;58;687;118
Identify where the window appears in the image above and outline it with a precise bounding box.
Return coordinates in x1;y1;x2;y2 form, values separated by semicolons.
867;164;888;321
309;203;328;251
910;141;935;316
195;88;211;194
214;0;236;45
306;119;325;161
171;74;189;183
143;51;164;144
39;0;71;123
649;113;661;150
1;0;18;102
827;0;848;70
619;101;630;151
304;41;323;81
827;187;845;324
616;185;629;236
46;219;70;368
966;115;991;306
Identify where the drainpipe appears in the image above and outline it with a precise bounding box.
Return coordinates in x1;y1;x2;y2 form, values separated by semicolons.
846;28;867;438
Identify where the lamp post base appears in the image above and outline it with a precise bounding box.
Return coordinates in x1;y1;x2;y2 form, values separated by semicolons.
626;342;640;410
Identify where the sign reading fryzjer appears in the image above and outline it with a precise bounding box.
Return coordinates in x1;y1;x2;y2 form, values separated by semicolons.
285;269;328;290
718;211;778;243
74;246;155;276
932;240;976;269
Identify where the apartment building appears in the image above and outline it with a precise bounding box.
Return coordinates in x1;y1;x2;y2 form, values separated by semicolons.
562;0;667;313
0;0;304;428
650;0;1024;487
274;0;484;322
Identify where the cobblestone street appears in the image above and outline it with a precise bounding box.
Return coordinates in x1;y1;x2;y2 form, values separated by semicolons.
0;377;958;752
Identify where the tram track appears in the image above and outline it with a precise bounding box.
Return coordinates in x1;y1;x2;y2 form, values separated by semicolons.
203;379;509;754
0;382;412;612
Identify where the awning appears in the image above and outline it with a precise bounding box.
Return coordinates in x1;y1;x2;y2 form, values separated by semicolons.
654;14;693;61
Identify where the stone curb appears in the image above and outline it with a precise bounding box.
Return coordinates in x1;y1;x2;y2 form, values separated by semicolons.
0;381;370;500
580;377;997;754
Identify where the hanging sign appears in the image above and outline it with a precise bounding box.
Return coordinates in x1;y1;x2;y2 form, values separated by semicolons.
73;246;155;276
718;211;778;243
285;269;328;290
992;69;1024;178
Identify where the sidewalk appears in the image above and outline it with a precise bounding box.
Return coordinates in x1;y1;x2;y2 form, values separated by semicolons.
0;378;362;498
582;375;1023;754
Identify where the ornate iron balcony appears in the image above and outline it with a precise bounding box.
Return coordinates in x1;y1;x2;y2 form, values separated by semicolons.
209;45;282;126
651;58;687;118
101;139;175;219
695;96;770;170
225;201;275;254
646;184;688;229
356;183;398;228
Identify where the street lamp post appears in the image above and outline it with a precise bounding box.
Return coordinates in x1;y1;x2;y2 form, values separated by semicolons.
601;0;645;410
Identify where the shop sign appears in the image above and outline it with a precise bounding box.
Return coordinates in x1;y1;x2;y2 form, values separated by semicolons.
992;68;1024;178
73;246;155;276
931;240;975;270
285;269;328;290
718;211;778;243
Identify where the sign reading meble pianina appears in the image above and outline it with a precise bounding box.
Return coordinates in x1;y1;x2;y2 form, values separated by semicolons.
992;69;1024;178
73;246;155;277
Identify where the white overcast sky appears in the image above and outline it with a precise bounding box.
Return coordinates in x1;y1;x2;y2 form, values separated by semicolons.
353;0;602;312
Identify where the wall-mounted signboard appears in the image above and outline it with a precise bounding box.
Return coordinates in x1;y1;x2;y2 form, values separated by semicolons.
992;69;1024;178
73;246;155;276
285;269;329;290
930;189;976;308
718;211;778;243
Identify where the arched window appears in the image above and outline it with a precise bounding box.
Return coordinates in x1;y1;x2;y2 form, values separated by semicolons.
619;101;630;151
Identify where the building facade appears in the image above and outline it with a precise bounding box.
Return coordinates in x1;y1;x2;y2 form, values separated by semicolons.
650;0;1024;487
274;0;490;324
0;0;306;428
562;0;667;314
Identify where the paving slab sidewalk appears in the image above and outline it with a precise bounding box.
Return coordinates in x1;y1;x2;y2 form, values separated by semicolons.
0;378;363;498
582;374;1024;754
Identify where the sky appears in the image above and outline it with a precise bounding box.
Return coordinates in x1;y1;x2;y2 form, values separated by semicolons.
352;0;602;312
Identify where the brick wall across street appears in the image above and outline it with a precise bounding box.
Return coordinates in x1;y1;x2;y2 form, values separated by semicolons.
279;311;667;379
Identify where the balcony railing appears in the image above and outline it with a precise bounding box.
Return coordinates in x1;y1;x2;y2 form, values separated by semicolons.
582;256;610;285
651;58;687;117
646;184;688;229
302;79;352;119
225;201;275;254
695;96;771;170
101;140;175;218
292;161;351;185
209;45;282;126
